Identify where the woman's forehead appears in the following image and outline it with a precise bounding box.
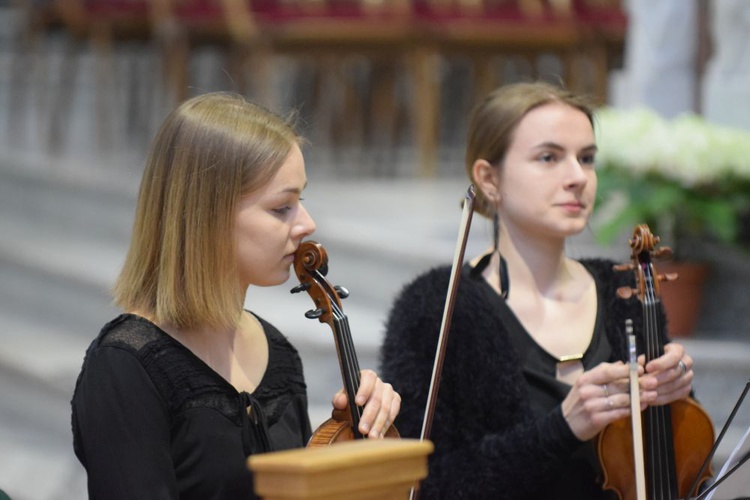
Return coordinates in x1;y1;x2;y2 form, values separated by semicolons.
512;104;594;146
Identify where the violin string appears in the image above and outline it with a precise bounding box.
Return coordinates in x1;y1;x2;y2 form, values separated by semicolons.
333;317;363;434
327;281;363;424
310;264;364;432
644;271;660;498
341;314;362;416
645;262;678;498
642;263;658;497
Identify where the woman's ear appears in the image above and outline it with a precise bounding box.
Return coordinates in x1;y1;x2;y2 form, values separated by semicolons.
472;159;500;203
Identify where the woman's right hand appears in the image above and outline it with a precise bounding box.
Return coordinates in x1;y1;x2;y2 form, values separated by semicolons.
561;361;657;441
331;369;401;439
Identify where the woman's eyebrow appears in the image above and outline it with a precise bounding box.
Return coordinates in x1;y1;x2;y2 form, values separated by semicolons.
274;181;308;196
532;141;565;151
532;142;598;152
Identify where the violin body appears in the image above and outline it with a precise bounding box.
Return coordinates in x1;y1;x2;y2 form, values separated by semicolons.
308;409;400;448
598;397;715;500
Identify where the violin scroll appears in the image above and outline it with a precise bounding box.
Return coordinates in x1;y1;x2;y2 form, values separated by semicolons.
290;241;347;328
614;224;678;300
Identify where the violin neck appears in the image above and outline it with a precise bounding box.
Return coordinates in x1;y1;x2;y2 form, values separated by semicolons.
642;300;666;363
641;274;678;498
641;264;666;363
333;315;363;437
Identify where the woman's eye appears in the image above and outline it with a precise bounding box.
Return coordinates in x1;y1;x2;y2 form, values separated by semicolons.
580;153;596;166
271;195;303;216
539;152;556;163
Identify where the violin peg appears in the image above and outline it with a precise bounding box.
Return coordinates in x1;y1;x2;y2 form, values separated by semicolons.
654;247;674;260
305;308;325;319
334;285;350;299
616;286;635;299
290;283;311;294
660;272;679;282
613;263;635;272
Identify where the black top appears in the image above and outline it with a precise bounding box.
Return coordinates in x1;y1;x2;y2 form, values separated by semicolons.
495;267;616;499
380;258;658;499
71;313;312;500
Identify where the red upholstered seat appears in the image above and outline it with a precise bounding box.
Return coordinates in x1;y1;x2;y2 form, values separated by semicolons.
161;0;248;40
55;0;151;38
572;0;628;37
45;0;627;176
248;0;411;24
84;0;149;16
83;0;151;37
413;0;526;21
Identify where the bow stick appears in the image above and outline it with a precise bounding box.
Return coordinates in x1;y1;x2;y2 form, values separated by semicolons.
411;185;476;500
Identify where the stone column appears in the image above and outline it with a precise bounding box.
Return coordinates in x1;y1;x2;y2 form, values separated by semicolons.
702;0;750;131
616;0;699;117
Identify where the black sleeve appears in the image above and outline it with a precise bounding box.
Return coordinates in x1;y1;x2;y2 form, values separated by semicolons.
380;268;582;499
72;346;178;499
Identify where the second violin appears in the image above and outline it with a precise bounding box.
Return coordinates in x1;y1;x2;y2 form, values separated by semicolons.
597;224;714;500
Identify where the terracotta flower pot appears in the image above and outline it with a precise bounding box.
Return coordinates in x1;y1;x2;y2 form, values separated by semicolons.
657;261;710;338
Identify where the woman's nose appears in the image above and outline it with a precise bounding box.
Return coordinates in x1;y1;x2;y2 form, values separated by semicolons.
565;158;590;187
295;203;316;238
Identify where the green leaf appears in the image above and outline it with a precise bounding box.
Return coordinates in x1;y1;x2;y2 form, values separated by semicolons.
687;199;738;243
594;203;647;244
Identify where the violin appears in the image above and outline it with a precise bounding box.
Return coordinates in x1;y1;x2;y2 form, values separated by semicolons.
291;240;399;446
597;224;715;500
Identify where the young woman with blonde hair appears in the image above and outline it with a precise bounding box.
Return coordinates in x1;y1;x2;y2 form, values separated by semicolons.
72;92;400;499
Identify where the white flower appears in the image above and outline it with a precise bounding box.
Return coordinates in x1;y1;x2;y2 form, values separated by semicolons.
595;107;750;188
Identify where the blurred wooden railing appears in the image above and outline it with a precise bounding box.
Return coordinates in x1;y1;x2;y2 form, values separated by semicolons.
10;0;627;176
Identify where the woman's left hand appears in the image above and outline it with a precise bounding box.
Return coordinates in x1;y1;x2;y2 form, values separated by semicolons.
332;369;401;439
639;342;694;406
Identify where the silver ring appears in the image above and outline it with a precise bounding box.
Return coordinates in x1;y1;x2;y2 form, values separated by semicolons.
602;384;609;397
607;397;613;409
678;360;687;375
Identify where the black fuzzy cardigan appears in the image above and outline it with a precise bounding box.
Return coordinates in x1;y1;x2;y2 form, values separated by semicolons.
380;258;668;499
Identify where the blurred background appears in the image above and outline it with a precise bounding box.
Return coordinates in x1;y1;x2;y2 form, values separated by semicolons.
1;0;749;498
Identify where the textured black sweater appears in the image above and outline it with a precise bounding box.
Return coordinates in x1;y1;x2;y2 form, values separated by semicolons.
380;259;667;499
72;313;312;500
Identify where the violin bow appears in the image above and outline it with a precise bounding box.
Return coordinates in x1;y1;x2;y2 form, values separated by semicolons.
626;320;648;500
691;379;750;499
411;185;476;500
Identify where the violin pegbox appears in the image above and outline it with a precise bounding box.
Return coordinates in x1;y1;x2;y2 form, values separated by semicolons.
613;224;678;301
290;240;351;328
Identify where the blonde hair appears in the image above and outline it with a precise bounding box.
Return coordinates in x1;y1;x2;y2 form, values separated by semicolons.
465;81;595;217
113;92;301;331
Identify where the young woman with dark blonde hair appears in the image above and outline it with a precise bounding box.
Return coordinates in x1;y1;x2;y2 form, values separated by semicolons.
381;82;695;499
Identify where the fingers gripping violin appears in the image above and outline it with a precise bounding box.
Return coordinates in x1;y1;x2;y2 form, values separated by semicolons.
291;241;399;446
